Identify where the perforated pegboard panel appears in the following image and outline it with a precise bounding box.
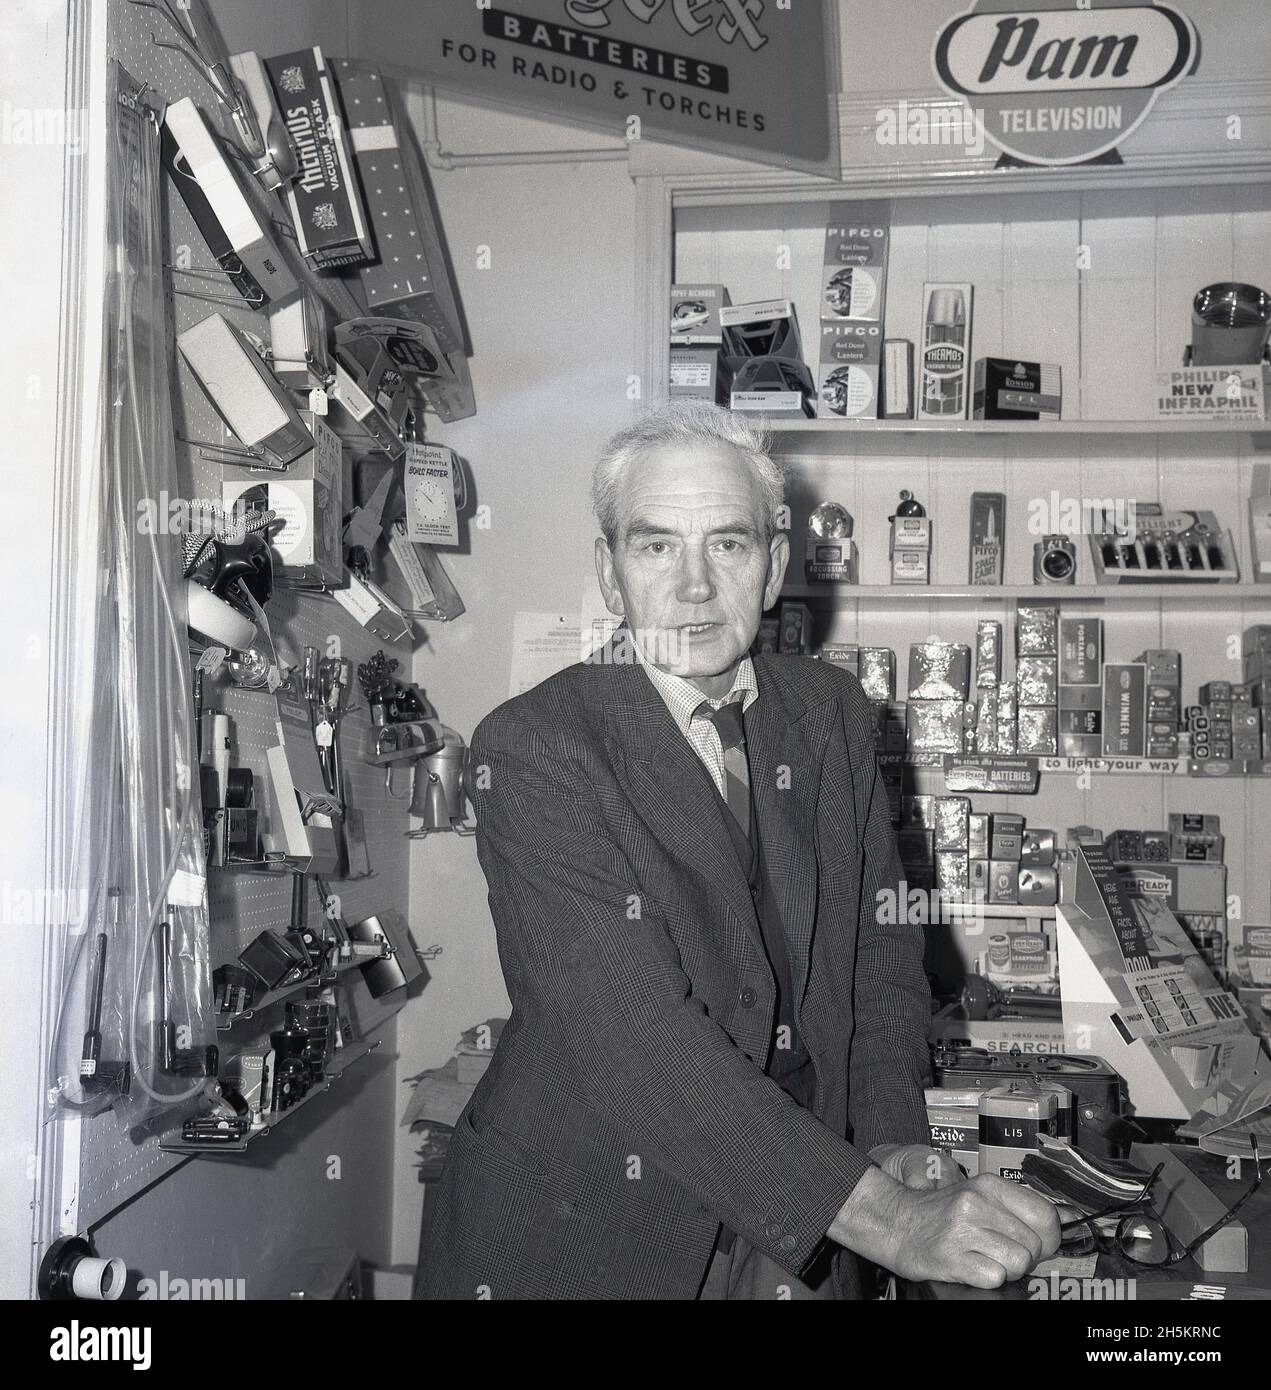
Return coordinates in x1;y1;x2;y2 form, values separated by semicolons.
78;1;417;1231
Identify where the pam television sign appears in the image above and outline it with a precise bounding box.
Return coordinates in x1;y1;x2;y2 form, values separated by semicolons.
934;0;1201;165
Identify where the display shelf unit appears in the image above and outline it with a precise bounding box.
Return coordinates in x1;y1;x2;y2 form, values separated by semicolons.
781;584;1271;604
634;88;1271;939
158;1039;384;1156
215;951;382;1033
754;417;1271;444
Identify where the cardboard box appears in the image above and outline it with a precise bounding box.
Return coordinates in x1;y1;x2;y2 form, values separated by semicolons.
859;647;896;702
822;203;889;322
778;600;811;654
1017;706;1058;755
908;641;971;701
972;357;1062;421
161;98;299;309
907;700;964;754
989;861;1019;904
969;492;1005;585
178;313;312;466
669;348;730;403
222;412;343;589
1017;656;1058;706
976;621;1002;687
918;283;972;420
817;321;883;419
334;61;466;355
265;47;375;268
671;283;731;345
1060;617;1103;686
882;339;914;419
1016;604;1059;657
1102;663;1147;758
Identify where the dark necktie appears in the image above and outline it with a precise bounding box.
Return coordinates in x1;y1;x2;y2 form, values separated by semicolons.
695;699;751;839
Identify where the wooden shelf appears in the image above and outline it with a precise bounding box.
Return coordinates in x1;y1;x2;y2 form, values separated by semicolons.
782;583;1271;604
760;417;1267;436
159;1040;385;1155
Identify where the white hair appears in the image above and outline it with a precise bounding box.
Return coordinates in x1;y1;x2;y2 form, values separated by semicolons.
592;400;786;547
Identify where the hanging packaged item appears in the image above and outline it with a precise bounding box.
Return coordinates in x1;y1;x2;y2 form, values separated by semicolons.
264;46;375;269
178;313;313;466
221;411;344;589
162;97;299;308
332;59;465;355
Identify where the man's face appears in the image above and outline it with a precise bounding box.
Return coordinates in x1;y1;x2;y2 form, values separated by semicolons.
595;441;788;697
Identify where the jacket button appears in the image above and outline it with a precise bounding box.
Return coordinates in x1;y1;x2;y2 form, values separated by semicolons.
779;1235;797;1253
764;1222;781;1238
739;987;757;1008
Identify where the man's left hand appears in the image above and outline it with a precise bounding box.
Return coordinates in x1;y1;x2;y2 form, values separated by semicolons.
869;1144;964;1191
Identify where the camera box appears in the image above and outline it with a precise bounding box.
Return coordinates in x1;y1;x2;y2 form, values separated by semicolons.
972;357;1062;421
822;202;889;323
222;411;344;589
1060;617;1103;686
265;47;375;269
817;321;884;419
670;283;731;346
722;300;811;414
1102;664;1147;758
918;283;973;421
1016;604;1059;657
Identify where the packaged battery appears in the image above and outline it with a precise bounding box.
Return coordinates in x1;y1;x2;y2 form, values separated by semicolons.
909;641;971;701
976;689;1000;754
968;812;991;858
906;700;965;754
1017;656;1058;706
978;1084;1059;1183
935;851;969;897
1102;663;1147;758
934;796;970;851
976;621;1002;688
859;647;896;702
997;681;1017;754
1060;617;1103;685
1016;603;1059;657
1017;705;1058;755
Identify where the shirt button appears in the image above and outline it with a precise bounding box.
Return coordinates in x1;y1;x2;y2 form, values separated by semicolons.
739;987;757;1008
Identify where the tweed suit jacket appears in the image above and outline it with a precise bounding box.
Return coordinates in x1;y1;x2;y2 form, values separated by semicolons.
415;632;932;1300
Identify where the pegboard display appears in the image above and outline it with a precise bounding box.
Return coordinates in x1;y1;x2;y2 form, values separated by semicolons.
78;2;427;1230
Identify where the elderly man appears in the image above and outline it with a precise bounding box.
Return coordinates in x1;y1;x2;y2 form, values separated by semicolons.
416;400;1059;1300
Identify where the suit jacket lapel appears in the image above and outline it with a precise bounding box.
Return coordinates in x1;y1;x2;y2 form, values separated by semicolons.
747;657;826;1014
595;641;765;963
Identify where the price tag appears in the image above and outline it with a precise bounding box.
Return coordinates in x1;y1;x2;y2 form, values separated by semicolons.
197;646;227;674
266;664;283;692
308;386;329;416
315;720;334;748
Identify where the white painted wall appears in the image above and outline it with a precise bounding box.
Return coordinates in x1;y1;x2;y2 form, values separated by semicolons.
0;0;78;1301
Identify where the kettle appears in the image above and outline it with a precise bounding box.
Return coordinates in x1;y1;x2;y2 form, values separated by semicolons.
408;728;476;835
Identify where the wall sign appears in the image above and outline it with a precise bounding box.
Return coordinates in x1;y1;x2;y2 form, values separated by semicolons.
934;0;1201;166
349;0;838;177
